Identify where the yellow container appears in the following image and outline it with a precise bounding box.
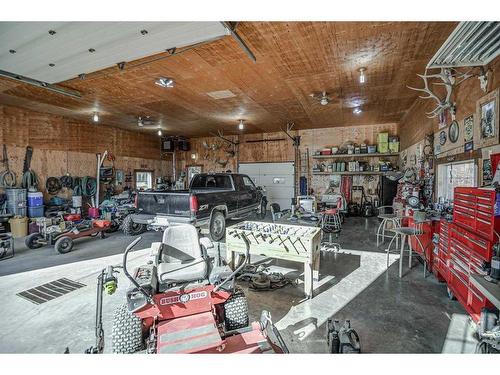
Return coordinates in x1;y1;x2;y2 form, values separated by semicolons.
9;216;28;238
378;142;389;153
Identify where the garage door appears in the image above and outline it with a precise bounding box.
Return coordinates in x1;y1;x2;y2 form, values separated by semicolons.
238;162;295;210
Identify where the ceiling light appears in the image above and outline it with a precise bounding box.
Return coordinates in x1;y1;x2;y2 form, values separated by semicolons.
320;97;329;106
358;67;366;84
238;120;245;130
48;30;56;35
155;77;174;88
9;49;16;54
140;29;148;35
138;117;144;127
191;153;197;160
353;107;362;115
88;48;96;53
92;112;99;122
158;129;162;136
49;63;55;67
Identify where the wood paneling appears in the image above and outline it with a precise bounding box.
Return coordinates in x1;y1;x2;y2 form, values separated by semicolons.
0;22;456;137
399;56;500;150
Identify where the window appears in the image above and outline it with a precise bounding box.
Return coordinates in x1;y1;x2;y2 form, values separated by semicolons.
135;171;153;190
242;176;256;190
437;161;476;201
190;174;232;189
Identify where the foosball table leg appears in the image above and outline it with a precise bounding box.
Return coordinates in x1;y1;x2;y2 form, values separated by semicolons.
313;252;320;282
304;261;314;299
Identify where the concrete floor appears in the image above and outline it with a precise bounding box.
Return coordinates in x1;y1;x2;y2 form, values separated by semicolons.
0;216;478;353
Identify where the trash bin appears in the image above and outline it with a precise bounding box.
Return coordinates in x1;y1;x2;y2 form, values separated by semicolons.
8;216;28;238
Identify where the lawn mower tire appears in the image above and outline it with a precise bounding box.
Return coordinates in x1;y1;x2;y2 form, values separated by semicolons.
54;236;74;254
223;289;249;331
25;233;44;249
122;215;146;236
112;303;144;354
209;210;226;242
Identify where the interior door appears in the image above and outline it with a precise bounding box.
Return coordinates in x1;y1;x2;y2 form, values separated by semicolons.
238;162;294;210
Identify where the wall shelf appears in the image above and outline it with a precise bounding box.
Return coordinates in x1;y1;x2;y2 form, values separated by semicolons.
312;152;399;159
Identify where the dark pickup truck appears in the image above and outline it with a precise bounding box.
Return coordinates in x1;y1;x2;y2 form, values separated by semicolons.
125;173;267;241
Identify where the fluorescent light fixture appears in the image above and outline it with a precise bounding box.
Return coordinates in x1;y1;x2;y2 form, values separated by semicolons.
238;119;245;130
92;112;99;122
158;129;162;136
155;77;174;88
353;107;362;115
358;67;366;84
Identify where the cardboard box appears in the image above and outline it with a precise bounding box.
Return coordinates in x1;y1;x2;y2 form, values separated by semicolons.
378;142;389;153
377;132;389;143
388;142;400;153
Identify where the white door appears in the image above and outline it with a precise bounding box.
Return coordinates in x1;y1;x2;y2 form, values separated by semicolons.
238;162;295;210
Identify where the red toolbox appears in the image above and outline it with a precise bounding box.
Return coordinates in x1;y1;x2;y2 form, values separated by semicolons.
453;187;500;242
441;187;499;321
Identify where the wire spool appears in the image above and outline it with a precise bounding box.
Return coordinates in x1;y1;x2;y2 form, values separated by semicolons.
81;176;97;196
46;177;62;195
0;170;16;188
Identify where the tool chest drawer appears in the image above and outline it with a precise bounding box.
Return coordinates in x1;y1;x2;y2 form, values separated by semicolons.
450;225;493;262
453;187;500;242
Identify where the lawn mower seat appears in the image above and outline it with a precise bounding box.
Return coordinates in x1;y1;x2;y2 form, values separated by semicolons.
157;224;208;284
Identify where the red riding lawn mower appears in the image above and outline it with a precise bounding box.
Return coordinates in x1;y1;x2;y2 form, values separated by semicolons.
85;224;288;354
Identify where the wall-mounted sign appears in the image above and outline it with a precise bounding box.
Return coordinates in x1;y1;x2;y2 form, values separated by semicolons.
463;115;474;142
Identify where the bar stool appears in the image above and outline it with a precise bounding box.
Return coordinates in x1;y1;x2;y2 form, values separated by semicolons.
376;205;402;247
385;212;428;278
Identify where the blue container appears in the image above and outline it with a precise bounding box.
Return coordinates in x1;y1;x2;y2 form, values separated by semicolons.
28;205;45;218
27;192;43;207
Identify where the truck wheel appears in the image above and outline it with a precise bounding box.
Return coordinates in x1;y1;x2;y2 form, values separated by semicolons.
112;304;144;354
256;199;267;220
25;233;44;249
122;215;146;236
209;211;226;242
224;289;249;331
54;236;74;254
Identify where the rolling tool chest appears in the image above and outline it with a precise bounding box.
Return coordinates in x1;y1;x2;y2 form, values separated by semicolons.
439;187;499;321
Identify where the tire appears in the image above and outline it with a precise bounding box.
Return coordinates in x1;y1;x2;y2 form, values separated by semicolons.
122;215;146;236
209;211;226;242
224;290;249;331
112;303;144;354
255;199;267;220
25;233;44;249
54;236;74;254
447;287;456;301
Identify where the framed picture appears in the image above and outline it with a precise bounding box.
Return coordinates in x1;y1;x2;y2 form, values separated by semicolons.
448;120;459;143
463;115;474;142
439;130;447;145
464;141;474;152
475;88;500;149
115;170;124;185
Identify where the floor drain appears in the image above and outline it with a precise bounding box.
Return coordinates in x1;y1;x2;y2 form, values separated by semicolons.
17;278;86;305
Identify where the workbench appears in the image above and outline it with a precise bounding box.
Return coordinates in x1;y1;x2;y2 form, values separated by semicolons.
225;221;322;298
470;275;500;311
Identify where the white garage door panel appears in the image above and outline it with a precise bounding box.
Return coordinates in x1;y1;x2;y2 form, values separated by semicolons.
239;162;294;210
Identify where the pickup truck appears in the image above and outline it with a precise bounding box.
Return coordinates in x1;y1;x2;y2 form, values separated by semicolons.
124;173;267;241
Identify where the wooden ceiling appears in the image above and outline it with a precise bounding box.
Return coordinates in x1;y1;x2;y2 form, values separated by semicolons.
0;22;457;137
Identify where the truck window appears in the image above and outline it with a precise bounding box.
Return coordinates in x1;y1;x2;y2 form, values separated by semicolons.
242;176;256;190
190;175;232;189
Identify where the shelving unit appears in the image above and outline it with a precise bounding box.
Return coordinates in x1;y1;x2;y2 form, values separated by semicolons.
312;152;400;159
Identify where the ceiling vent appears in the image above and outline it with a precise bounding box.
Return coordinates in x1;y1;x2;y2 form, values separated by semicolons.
427;21;500;68
206;89;236;99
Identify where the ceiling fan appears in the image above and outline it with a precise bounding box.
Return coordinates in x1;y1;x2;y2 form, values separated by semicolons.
136;116;157;127
309;91;333;106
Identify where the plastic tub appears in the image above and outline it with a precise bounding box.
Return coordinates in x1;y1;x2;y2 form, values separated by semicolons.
72;195;82;208
27;191;43;207
28;205;45;218
88;207;100;218
9;216;28;238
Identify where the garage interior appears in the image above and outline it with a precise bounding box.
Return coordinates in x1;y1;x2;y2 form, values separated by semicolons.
1;18;500;356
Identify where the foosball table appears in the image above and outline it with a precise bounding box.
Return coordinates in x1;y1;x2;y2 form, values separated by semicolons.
226;221;322;298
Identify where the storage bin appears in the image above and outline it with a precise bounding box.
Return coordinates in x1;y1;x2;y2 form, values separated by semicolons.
378;142;389;153
27;191;44;207
367;145;377;153
389;142;400;153
9;216;28;238
88;207;100;218
28;205;45;218
377;132;389;143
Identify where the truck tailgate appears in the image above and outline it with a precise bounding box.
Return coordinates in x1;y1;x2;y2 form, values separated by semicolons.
137;191;191;216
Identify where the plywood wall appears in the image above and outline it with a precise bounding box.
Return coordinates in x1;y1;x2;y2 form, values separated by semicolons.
399;56;500;151
0;104;172;199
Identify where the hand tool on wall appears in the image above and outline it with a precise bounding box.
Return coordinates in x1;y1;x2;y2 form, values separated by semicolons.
0;145;16;187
